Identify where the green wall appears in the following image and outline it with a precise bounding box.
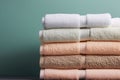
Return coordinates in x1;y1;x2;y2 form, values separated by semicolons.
0;0;120;79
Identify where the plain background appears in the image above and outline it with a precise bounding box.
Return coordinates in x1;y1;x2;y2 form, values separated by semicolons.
0;0;120;79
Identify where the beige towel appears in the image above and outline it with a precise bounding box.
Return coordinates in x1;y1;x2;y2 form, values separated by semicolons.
40;55;85;69
40;55;120;69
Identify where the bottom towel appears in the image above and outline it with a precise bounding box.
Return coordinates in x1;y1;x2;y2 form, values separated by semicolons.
40;55;120;69
40;69;120;80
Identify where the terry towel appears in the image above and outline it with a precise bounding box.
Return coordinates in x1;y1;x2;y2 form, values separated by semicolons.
42;13;111;29
40;28;120;43
39;29;81;43
40;69;85;80
39;29;89;43
91;27;120;40
40;42;120;56
111;18;120;27
40;69;120;80
86;69;120;80
40;55;85;69
40;55;120;69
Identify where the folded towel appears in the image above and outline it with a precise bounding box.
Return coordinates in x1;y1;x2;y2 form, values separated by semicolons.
86;13;111;27
40;55;85;69
91;27;120;40
39;29;89;43
40;29;80;43
40;43;81;56
40;42;120;56
40;69;120;80
42;14;81;29
86;69;120;80
40;28;120;43
40;55;120;69
111;18;120;27
42;13;111;29
40;69;85;80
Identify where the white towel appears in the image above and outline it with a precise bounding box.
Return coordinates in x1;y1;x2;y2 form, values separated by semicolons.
42;13;111;29
111;18;120;27
43;14;81;29
86;13;111;27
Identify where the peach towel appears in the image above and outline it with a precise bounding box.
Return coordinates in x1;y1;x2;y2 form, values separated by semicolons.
40;69;85;80
86;69;120;80
40;55;120;69
40;69;120;80
40;42;120;56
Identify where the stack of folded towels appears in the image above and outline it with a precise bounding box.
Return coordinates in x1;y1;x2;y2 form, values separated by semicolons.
39;13;120;80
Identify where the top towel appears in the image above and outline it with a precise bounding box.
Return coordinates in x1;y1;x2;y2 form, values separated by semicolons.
42;13;111;29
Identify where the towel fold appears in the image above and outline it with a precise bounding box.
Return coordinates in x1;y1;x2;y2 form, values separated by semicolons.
40;69;120;80
40;28;120;43
40;55;120;69
40;42;120;56
43;13;111;29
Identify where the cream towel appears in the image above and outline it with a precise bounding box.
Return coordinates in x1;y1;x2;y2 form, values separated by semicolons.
40;28;120;43
39;29;80;43
39;29;89;43
91;27;120;40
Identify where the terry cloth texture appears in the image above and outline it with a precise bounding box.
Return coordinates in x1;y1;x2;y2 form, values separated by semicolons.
91;27;120;41
40;69;85;80
40;55;120;69
40;28;120;43
40;55;85;69
40;43;81;56
40;69;120;80
84;41;120;55
39;29;80;43
86;69;120;80
86;56;120;69
40;42;120;56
